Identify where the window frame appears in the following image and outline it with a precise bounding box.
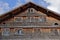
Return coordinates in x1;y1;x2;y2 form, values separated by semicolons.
2;28;10;36
14;17;23;22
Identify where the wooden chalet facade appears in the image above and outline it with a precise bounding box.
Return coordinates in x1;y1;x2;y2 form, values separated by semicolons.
0;2;60;37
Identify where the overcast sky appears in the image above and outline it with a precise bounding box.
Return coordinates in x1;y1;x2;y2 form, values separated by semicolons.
0;0;60;15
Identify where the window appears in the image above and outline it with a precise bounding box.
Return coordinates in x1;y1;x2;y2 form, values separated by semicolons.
25;16;45;22
26;17;36;22
18;30;22;35
15;29;24;35
33;16;39;22
39;16;46;22
28;8;34;13
39;17;43;22
51;29;58;35
22;16;27;22
2;28;10;36
25;17;30;22
30;17;35;22
14;17;22;22
14;16;46;22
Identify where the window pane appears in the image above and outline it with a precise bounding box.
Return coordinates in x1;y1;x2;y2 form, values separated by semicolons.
15;29;24;35
39;16;46;22
2;28;10;36
28;8;34;13
14;17;22;22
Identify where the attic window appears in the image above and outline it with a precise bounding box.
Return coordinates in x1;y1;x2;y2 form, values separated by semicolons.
28;8;34;13
54;23;58;25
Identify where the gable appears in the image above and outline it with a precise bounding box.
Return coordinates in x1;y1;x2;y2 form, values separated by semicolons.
0;8;60;27
15;8;46;17
0;2;60;24
1;8;46;23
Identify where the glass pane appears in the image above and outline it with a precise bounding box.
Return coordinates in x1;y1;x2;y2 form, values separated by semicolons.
28;8;34;13
2;28;10;36
14;17;23;22
31;17;35;22
51;29;58;35
15;29;24;35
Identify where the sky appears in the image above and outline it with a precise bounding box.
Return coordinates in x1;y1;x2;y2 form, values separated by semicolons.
0;0;60;15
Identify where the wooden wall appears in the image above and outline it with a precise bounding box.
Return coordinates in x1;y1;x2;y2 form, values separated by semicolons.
0;28;60;33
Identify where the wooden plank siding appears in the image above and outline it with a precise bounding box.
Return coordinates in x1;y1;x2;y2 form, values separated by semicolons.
0;28;60;34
